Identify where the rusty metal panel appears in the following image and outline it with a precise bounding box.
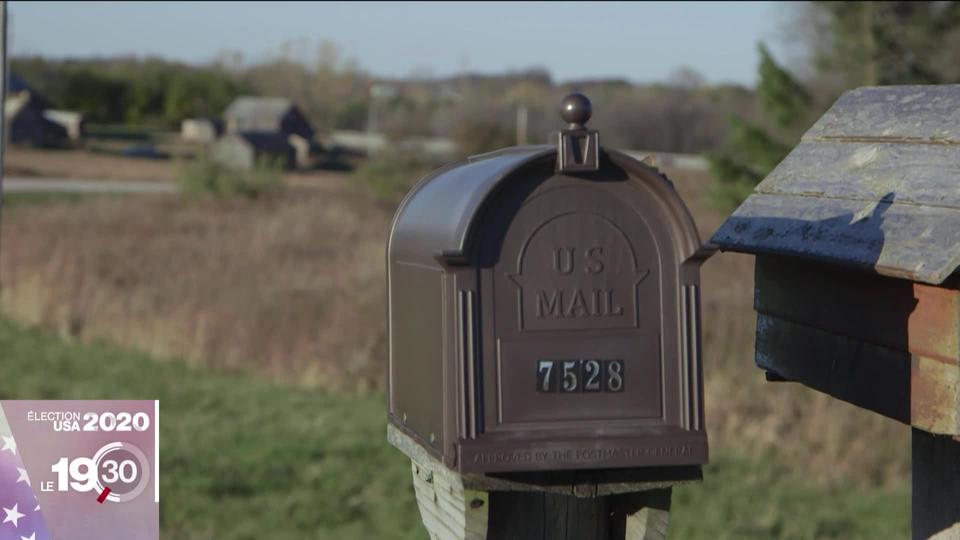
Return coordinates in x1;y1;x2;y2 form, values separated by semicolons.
804;85;960;144
910;283;960;364
912;355;960;435
756;140;960;210
711;192;960;284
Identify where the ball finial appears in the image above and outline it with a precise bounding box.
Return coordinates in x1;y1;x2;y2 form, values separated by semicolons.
560;93;592;127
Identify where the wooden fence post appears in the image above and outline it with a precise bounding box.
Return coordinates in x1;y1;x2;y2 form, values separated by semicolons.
913;429;960;539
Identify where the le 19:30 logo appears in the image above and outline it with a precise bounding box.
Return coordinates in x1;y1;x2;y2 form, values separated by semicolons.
45;441;151;503
44;412;152;502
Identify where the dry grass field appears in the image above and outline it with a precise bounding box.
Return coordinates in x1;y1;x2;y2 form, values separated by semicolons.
4;146;351;189
6;147;180;181
1;182;391;392
0;156;910;489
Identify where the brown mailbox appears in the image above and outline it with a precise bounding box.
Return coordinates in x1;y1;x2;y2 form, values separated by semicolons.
388;94;712;474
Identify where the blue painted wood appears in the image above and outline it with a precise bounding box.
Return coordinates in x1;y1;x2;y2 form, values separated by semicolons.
711;85;960;284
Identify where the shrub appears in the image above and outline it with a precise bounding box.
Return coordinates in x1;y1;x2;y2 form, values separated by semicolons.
177;156;283;198
351;149;432;203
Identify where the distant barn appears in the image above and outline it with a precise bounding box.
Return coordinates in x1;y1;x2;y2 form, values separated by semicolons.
5;72;75;147
180;118;223;144
181;117;223;144
217;96;316;169
43;109;84;141
223;96;314;140
211;132;296;171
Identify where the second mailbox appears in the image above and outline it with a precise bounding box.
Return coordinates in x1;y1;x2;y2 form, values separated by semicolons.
388;94;711;473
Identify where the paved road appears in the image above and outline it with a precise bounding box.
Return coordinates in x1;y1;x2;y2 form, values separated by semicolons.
2;177;177;194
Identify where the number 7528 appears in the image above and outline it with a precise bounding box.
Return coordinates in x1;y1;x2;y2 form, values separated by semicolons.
536;359;623;393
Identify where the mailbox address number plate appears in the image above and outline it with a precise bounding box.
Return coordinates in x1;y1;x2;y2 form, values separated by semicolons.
536;359;624;393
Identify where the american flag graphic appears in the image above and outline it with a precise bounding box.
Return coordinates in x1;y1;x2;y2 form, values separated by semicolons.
0;412;51;540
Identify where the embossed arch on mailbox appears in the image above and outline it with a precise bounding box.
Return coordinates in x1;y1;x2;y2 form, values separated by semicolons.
507;209;651;332
473;154;698;434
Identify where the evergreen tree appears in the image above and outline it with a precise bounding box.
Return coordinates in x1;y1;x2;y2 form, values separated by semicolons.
707;44;811;211
810;1;960;90
708;1;960;211
709;1;960;210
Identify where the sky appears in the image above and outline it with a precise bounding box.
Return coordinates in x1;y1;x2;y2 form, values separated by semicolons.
7;1;795;86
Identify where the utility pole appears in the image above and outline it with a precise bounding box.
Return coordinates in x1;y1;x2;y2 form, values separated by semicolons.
515;104;528;145
1;1;8;211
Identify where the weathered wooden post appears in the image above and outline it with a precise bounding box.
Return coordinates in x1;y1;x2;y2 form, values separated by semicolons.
386;94;714;539
711;85;960;539
0;0;7;201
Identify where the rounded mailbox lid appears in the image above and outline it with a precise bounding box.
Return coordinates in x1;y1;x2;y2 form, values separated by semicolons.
388;94;704;270
388;145;556;267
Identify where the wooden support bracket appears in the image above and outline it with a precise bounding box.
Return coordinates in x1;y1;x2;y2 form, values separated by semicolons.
389;425;693;540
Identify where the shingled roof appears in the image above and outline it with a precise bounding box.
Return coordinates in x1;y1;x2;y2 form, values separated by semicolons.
711;85;960;285
225;97;291;123
8;72;53;109
223;96;314;140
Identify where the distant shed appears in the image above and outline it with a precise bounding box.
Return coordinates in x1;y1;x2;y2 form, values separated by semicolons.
181;118;223;144
43;109;85;140
223;96;315;141
8;72;51;108
5;72;69;147
211;132;295;170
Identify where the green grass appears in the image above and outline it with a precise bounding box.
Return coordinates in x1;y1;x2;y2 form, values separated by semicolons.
0;318;909;539
672;453;909;539
84;124;169;142
0;318;425;540
177;156;283;198
1;191;98;209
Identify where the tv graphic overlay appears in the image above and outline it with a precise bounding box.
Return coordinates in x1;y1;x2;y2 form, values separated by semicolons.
0;401;159;540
